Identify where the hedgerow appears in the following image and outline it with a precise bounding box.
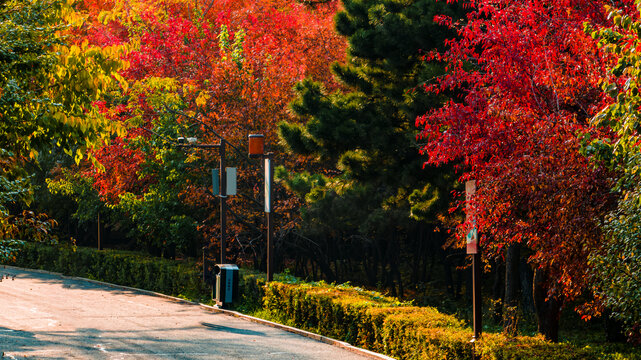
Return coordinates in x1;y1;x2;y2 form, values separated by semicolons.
7;242;209;300
261;281;641;360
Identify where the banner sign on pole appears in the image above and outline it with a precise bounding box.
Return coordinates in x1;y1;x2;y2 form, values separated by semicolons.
466;180;478;254
265;158;271;213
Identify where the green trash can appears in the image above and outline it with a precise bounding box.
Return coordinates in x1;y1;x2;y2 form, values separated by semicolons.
214;264;239;308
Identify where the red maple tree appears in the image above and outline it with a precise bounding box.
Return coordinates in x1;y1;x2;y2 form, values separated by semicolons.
418;0;631;340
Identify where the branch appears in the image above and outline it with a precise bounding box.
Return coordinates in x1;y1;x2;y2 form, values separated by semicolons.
225;204;263;234
161;105;252;164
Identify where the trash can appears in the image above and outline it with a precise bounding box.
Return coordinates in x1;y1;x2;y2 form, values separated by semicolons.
214;264;239;308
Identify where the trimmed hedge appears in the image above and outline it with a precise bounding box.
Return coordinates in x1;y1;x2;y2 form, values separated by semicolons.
262;281;641;360
8;242;209;300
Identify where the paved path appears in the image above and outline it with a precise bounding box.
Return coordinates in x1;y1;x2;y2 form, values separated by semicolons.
0;267;378;359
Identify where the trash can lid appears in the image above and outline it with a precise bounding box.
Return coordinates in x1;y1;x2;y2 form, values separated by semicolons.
214;264;239;271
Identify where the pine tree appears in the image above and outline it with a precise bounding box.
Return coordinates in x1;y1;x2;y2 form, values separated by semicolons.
278;0;463;294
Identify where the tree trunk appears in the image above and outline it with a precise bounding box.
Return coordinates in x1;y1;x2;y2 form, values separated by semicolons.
504;244;520;335
604;309;627;343
520;258;535;314
317;256;336;282
443;253;455;297
411;226;423;284
492;260;504;324
533;268;562;342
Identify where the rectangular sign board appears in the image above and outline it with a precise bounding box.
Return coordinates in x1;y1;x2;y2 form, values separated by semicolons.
465;180;478;254
212;169;219;195
226;167;237;196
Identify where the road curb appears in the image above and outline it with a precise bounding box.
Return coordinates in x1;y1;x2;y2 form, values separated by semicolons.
1;265;395;360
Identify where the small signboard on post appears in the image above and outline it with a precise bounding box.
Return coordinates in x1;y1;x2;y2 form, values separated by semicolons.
465;180;478;255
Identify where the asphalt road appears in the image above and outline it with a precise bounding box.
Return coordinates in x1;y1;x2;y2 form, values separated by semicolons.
0;267;380;359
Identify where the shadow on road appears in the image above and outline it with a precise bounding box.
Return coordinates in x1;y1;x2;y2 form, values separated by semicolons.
200;322;266;336
0;324;267;358
1;326;69;359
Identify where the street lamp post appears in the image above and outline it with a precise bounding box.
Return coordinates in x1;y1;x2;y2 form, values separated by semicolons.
219;141;227;265
177;137;230;281
248;134;274;282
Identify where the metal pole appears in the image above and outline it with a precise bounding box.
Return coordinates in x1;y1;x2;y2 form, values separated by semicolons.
266;154;274;282
219;141;227;264
472;251;482;340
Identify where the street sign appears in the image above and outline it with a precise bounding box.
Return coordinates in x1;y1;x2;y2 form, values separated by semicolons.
465;180;478;254
466;228;478;254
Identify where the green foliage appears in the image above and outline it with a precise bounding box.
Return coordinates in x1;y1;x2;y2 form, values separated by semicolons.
0;150;60;263
112;189;200;257
282;0;461;185
0;0;127;161
591;177;641;328
278;0;460;251
588;2;641;330
46;168;102;223
0;151;31;214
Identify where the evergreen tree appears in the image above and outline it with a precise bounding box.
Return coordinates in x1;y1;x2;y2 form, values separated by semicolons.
278;0;463;295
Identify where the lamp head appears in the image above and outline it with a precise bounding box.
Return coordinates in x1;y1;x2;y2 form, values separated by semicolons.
248;134;265;158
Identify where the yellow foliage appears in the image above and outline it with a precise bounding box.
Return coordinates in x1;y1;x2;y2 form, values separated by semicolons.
195;91;211;107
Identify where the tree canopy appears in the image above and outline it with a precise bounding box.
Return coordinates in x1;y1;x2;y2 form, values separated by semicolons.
0;0;127;260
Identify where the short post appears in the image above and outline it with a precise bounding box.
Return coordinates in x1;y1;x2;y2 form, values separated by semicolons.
472;251;482;339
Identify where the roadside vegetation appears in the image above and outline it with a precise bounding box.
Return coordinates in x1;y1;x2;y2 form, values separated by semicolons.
3;0;641;357
6;243;640;359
